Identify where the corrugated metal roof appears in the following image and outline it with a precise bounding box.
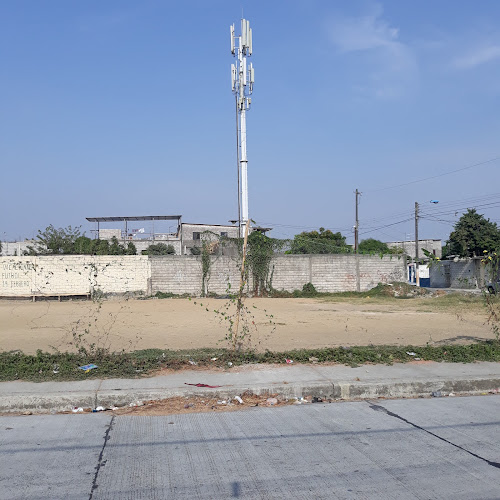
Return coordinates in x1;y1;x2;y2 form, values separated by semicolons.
86;216;181;222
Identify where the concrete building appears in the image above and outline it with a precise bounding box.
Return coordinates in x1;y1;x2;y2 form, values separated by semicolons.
386;239;442;259
1;240;37;256
86;215;270;255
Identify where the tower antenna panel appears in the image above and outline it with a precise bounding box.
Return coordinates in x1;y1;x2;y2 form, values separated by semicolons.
231;63;236;90
230;18;254;235
241;19;247;47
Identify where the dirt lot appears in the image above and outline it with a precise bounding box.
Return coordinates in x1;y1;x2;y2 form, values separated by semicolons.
0;294;493;354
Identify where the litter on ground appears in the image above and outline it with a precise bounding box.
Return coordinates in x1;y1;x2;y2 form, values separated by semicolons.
78;364;98;372
184;383;222;388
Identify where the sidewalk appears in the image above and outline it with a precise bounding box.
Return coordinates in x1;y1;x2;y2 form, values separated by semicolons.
2;361;500;413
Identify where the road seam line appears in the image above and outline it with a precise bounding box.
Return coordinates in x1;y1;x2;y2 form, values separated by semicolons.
89;415;115;499
367;400;500;469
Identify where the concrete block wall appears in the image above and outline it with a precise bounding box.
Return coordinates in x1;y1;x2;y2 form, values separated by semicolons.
429;261;451;288
358;255;406;291
205;256;241;294
150;254;406;295
268;255;405;293
269;255;312;292
91;256;150;294
0;256;150;296
312;255;357;292
449;260;480;289
150;256;241;295
1;253;407;298
150;256;203;295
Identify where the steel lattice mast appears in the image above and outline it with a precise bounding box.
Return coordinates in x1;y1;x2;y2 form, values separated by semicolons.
230;19;254;235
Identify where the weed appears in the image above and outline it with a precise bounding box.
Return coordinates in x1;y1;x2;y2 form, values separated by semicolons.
2;342;500;382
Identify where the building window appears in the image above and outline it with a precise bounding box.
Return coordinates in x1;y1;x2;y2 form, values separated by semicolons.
193;232;201;240
433;249;436;256
221;232;228;237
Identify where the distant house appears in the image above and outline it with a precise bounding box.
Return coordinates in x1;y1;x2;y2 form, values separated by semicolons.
385;239;442;259
0;240;37;256
86;215;271;255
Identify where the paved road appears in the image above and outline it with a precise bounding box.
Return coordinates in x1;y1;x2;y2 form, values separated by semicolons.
1;396;500;499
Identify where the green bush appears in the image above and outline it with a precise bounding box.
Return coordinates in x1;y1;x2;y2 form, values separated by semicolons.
142;243;175;255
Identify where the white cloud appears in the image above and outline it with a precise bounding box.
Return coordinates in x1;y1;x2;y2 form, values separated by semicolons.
326;5;417;100
328;6;399;53
452;45;500;70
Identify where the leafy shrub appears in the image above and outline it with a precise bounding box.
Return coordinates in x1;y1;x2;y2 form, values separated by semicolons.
142;243;175;255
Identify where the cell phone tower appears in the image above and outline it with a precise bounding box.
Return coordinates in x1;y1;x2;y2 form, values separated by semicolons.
230;19;254;235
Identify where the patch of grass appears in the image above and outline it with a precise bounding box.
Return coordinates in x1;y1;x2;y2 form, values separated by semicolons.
270;282;432;301
2;342;500;382
153;291;193;299
419;293;484;311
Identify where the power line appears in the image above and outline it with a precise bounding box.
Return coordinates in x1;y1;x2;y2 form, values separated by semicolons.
420;200;500;218
365;156;500;193
359;218;414;236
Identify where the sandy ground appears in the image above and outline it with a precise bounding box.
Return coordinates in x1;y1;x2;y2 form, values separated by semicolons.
0;296;493;354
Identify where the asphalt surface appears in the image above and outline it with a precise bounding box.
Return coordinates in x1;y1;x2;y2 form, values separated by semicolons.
2;395;500;499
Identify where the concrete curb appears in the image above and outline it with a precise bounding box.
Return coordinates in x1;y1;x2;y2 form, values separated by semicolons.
2;375;500;414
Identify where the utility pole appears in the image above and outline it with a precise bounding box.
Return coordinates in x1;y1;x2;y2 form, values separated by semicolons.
414;201;419;261
354;189;360;253
355;189;361;292
230;19;254;237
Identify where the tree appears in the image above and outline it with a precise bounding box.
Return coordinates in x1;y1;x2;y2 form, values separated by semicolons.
28;225;82;255
358;238;390;254
141;243;175;255
447;209;500;257
290;227;350;254
26;227;137;255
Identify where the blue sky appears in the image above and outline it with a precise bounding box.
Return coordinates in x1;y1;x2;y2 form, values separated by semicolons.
1;0;500;244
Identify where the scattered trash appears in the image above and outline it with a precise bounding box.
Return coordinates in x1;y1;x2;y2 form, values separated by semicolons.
312;397;323;403
211;357;218;361
22;410;33;416
184;403;193;409
234;396;243;404
414;358;421;361
448;392;455;397
184;383;222;388
72;407;84;413
308;357;319;363
266;397;278;406
406;352;416;357
52;364;59;374
79;364;98;373
431;391;442;398
129;401;144;407
227;362;233;367
92;406;105;413
217;400;227;405
188;360;197;366
286;359;293;364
